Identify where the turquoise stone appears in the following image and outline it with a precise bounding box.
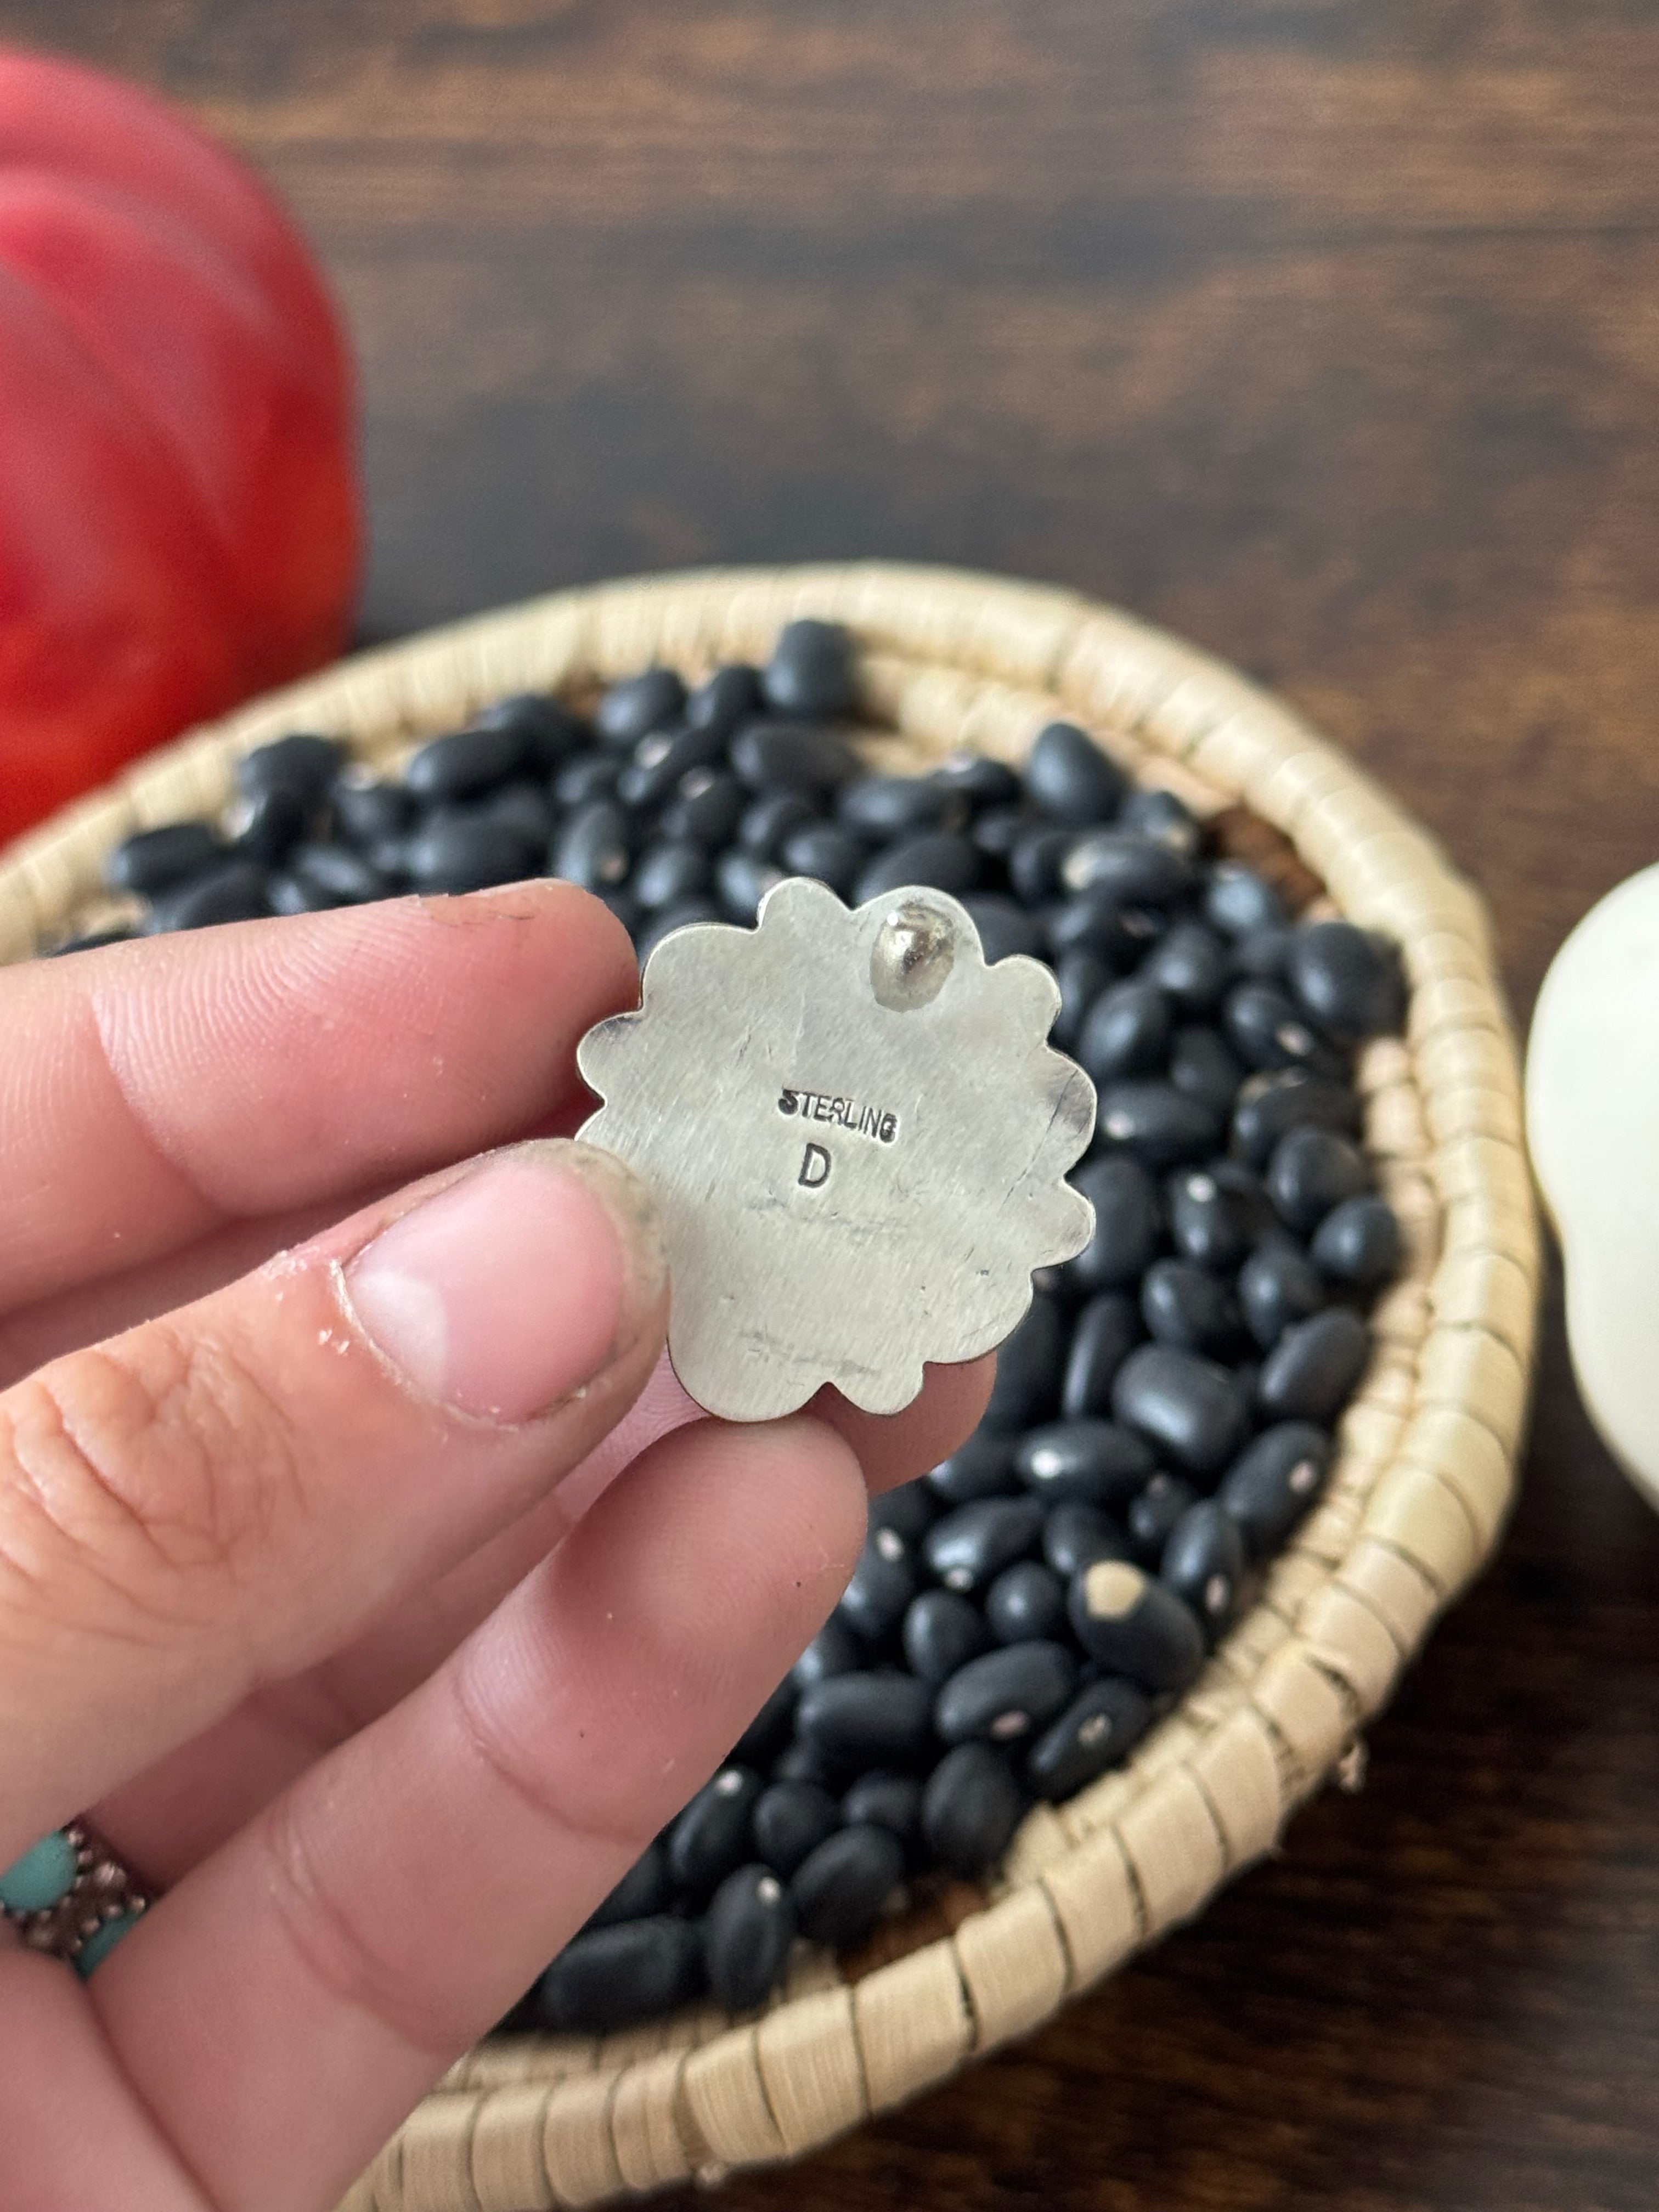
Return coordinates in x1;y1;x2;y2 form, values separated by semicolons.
74;1909;142;1978
0;1830;78;1914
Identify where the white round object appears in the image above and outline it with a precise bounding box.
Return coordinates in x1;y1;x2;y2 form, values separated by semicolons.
1526;862;1659;1508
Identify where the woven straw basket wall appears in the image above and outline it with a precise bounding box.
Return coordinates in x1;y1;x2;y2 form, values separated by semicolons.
0;563;1539;2211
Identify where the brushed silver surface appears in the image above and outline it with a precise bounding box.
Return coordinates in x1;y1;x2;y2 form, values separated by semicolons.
577;878;1096;1421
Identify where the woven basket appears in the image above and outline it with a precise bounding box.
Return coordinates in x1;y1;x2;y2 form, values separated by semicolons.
0;563;1539;2211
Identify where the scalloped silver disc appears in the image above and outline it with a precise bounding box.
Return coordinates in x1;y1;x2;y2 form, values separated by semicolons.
577;878;1097;1421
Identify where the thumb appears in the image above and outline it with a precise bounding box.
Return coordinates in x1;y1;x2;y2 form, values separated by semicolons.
0;1139;668;1861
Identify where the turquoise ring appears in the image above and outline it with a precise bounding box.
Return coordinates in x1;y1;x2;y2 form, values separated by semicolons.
0;1824;149;1977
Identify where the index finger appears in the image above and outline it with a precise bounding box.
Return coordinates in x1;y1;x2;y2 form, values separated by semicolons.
0;882;635;1316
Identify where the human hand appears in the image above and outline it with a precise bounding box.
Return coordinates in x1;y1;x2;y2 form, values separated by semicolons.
0;882;989;2212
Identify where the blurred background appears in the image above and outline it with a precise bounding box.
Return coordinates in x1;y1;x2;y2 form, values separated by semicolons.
6;7;1659;2209
9;1;1656;1013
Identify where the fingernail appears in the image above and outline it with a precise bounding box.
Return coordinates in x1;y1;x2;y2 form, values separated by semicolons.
341;1141;665;1423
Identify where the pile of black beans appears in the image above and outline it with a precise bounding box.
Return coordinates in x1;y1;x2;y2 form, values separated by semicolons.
60;619;1407;2036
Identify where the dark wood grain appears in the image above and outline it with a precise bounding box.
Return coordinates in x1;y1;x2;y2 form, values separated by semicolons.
6;4;1657;2204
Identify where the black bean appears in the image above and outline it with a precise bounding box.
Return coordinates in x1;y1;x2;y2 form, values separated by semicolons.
1007;824;1078;905
535;1917;704;2033
1234;924;1294;981
1224;981;1342;1076
731;720;861;796
471;691;587;772
1257;1310;1371;1424
1204;860;1288;939
984;1293;1065;1428
282;842;389;908
1112;1343;1250;1478
763;618;859;720
1266;1126;1372;1235
106;820;226;895
366;834;414;883
661;767;747;848
933;753;1023;806
870;1478;939;1547
1286;920;1406;1042
1119;786;1201;857
667;1767;764;1901
772;1741;834;1788
1311;1194;1402;1288
922;1743;1029;1878
554;753;622;808
791;1822;905;1947
479;780;557;848
1014;1419;1156;1509
971;803;1041;862
927;1432;1019;1506
837;1528;917;1645
793;1616;862;1690
636;898;721;961
1127;1471;1198;1562
404;813;537;894
902;1589;993;1685
1076;981;1171;1085
1062;831;1193;905
737;788;817;859
1140;922;1230;1017
963;895;1048;964
1043;1502;1128;1579
617;722;727;809
1061;1293;1142;1419
1094;1082;1222;1171
1166;1166;1253;1269
1053;950;1114;1054
687;663;763;738
704;1864;795;2012
1216;1424;1331;1556
985;1561;1069;1645
842;1772;924;1853
1045;889;1142;970
230;783;310;864
1231;1069;1362;1167
854;830;980;903
922;1497;1045;1595
780;821;867;900
733;1678;798;1767
1067;1557;1205;1691
795;1672;935;1771
1021;720;1125;825
935;1640;1077;1747
752;1781;842;1877
716;848;785;922
1141;1259;1243;1357
631;839;713;911
1169;1026;1246;1119
1026;1678;1154;1801
585;1841;672;1930
145;860;273;932
236;731;347;804
596;667;686;748
404;723;524;802
1238;1241;1327;1350
838;774;963;838
1064;1158;1160;1295
1161;1502;1248;1639
329;776;412;848
551;799;633;895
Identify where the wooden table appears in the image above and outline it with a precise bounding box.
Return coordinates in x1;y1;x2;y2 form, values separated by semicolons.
9;5;1657;2205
